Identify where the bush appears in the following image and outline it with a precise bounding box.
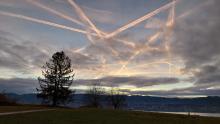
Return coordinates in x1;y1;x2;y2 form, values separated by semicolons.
0;93;17;105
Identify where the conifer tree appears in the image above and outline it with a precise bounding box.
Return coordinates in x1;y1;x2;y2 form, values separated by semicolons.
37;51;74;106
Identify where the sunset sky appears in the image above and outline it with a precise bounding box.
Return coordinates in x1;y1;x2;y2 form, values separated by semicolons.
0;0;219;97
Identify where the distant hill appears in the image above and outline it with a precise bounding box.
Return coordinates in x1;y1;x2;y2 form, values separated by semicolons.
126;95;220;113
6;93;41;104
5;93;220;113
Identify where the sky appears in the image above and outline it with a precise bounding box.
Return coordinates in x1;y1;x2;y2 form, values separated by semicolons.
0;0;220;97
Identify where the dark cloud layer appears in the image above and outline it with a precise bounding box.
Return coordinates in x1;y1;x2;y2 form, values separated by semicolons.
129;88;220;97
74;76;179;87
0;76;179;94
195;65;220;85
1;77;219;96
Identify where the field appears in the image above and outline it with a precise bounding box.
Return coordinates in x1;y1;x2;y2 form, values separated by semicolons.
0;106;220;124
0;105;49;113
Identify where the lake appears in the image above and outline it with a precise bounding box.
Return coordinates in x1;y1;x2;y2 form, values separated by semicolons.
134;110;220;117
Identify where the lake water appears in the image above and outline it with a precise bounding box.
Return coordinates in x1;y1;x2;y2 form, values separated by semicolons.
135;110;220;117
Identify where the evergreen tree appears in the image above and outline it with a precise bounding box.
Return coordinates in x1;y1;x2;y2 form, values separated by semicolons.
37;51;74;106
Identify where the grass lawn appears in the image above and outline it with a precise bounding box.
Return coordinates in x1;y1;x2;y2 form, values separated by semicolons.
0;108;220;124
0;105;50;113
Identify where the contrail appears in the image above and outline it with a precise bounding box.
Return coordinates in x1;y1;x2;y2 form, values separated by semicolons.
94;56;107;79
74;46;87;53
117;60;182;76
116;32;162;74
85;28;97;44
28;0;116;45
165;1;175;77
176;0;212;20
116;2;176;75
166;0;175;28
27;0;84;26
140;0;210;76
130;61;178;68
131;60;182;76
105;0;178;38
146;32;161;44
109;47;119;57
99;31;136;48
68;0;103;37
116;44;161;74
0;11;99;36
66;0;136;51
114;38;136;48
116;51;140;74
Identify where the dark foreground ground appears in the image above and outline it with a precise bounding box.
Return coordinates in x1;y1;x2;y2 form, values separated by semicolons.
0;107;220;124
0;105;49;113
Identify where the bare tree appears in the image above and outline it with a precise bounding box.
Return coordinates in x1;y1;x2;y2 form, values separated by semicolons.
84;83;105;108
108;88;127;109
37;51;74;106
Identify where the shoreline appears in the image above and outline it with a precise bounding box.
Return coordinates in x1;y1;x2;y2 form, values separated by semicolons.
131;109;220;117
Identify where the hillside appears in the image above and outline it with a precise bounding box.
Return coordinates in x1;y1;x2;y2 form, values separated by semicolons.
5;93;220;113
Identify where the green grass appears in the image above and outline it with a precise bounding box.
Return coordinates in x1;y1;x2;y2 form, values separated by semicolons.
0;108;220;124
0;105;50;113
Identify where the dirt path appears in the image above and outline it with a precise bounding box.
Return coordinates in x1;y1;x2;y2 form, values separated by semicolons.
0;109;55;116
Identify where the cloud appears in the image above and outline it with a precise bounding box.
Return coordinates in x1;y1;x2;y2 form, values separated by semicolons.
83;38;134;62
0;31;107;76
74;76;179;87
0;31;180;94
1;0;219;97
0;0;174;79
65;49;102;70
1;76;219;96
194;64;220;86
172;0;220;87
0;30;53;74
